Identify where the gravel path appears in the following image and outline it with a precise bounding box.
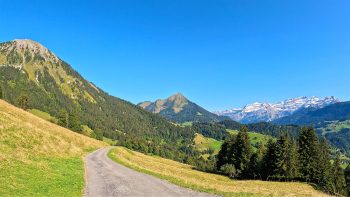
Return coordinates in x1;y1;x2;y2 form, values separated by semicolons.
84;147;216;197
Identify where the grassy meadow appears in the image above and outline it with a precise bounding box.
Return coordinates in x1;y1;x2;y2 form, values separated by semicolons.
193;133;222;154
0;100;106;196
108;146;329;197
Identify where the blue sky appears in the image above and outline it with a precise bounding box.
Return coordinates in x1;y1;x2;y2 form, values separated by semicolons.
1;0;349;111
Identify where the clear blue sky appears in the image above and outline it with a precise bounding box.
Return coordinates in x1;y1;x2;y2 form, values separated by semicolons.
1;0;349;111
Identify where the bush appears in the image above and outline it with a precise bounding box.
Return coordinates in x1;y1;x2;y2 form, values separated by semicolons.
220;164;237;178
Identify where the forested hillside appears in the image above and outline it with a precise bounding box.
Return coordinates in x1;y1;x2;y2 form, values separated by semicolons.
138;93;227;123
0;39;196;160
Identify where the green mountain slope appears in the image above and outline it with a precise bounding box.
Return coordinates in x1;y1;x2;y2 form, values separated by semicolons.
138;93;227;123
0;99;106;196
0;39;194;154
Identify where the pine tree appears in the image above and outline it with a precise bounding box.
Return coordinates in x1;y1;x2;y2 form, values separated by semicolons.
17;94;29;110
285;138;299;180
332;155;346;195
68;112;82;132
275;134;289;179
318;138;333;192
298;126;320;183
233;126;252;178
261;139;278;180
57;109;69;128
247;142;266;179
0;85;3;99
217;134;236;170
344;164;350;196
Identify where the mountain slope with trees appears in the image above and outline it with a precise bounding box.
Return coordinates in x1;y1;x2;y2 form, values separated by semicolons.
0;39;196;160
138;93;227;123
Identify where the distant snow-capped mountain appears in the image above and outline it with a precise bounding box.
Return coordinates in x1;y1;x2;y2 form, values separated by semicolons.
213;96;340;124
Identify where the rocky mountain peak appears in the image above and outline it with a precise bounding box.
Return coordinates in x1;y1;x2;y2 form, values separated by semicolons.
0;39;59;63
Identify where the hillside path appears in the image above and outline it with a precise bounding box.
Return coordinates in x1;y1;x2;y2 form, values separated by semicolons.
84;147;216;197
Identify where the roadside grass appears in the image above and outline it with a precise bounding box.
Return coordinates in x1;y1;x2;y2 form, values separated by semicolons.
0;100;106;196
108;146;329;197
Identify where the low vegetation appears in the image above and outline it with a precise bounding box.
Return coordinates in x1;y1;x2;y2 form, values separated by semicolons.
108;146;328;196
0;100;106;196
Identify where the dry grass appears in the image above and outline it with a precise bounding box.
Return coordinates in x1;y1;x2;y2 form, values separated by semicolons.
109;147;330;197
0;100;106;196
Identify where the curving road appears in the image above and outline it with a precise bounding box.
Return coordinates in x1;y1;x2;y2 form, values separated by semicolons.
84;147;216;197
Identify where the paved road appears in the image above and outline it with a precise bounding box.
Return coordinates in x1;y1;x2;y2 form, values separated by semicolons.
84;147;216;197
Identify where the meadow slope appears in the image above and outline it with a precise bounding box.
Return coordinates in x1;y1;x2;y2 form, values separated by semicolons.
109;146;329;197
0;100;106;196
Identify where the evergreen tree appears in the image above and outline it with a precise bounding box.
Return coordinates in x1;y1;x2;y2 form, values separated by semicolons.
318;138;333;192
57;109;69;128
275;134;289;179
247;142;266;179
332;155;346;195
216;134;236;170
233;126;252;178
0;85;3;99
17;94;29;110
298;126;320;183
344;164;350;196
68;112;82;132
261;139;278;180
285;138;299;180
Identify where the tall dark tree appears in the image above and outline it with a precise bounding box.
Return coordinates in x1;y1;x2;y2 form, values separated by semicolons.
261;139;278;180
318;138;333;192
217;134;236;170
0;85;3;99
298;126;320;183
233;126;252;177
344;165;350;196
332;155;346;196
275;134;289;179
285;138;299;180
68;112;82;132
247;142;266;179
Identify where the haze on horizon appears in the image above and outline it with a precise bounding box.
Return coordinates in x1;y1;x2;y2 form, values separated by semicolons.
1;0;349;111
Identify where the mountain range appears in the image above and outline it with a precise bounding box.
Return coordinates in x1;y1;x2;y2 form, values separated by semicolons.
138;93;226;123
214;96;340;124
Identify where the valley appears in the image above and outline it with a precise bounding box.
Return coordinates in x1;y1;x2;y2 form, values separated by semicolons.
0;38;349;196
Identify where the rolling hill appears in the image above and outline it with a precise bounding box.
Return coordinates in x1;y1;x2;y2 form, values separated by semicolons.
0;99;106;196
138;93;226;123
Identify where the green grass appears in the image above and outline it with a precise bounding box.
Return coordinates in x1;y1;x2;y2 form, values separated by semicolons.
193;133;222;154
29;108;57;123
0;157;84;197
0;100;106;196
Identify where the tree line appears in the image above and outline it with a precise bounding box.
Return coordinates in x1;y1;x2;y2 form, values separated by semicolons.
216;126;350;196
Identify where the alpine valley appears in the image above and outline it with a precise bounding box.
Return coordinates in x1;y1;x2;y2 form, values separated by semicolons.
2;39;350;196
